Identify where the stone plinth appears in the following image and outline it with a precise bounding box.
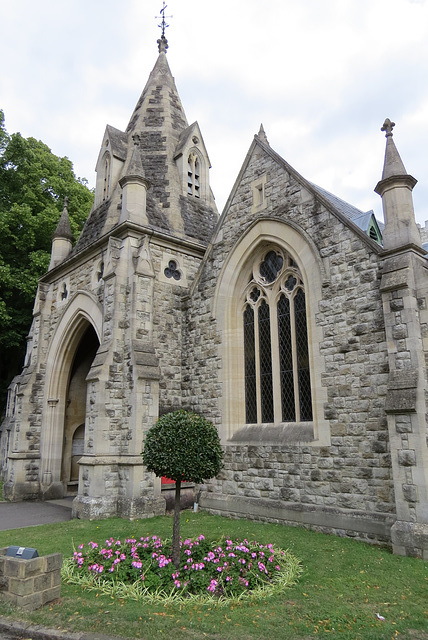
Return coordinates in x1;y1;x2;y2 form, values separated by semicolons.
0;548;62;611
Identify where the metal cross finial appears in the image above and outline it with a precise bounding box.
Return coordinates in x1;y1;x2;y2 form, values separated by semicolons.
156;2;172;39
381;118;395;137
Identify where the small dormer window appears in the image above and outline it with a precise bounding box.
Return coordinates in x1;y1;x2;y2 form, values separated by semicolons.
187;153;200;198
368;219;382;245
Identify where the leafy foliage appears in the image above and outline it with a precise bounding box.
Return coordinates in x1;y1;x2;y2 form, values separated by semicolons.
142;410;223;567
0;109;94;410
142;410;223;483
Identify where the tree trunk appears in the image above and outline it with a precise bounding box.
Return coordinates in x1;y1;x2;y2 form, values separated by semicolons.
172;478;181;568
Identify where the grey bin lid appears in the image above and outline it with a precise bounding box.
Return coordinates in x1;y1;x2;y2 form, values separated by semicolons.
6;546;39;559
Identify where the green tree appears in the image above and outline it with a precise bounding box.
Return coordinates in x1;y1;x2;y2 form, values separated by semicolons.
142;410;223;567
0;110;94;411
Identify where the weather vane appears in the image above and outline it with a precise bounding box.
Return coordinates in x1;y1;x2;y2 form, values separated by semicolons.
156;2;172;39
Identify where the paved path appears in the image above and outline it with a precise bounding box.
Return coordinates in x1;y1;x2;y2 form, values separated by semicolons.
0;498;73;531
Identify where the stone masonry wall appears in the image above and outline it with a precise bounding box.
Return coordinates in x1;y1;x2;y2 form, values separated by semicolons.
184;144;395;532
150;245;203;415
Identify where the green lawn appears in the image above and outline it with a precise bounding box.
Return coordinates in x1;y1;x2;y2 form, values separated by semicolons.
0;512;427;639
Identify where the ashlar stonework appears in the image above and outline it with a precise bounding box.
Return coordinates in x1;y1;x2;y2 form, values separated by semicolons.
1;39;428;558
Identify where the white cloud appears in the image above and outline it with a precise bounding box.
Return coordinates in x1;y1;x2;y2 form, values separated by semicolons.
1;0;427;223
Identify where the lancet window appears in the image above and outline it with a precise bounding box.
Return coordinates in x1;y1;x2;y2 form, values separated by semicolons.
103;153;111;201
243;248;313;424
187;152;200;198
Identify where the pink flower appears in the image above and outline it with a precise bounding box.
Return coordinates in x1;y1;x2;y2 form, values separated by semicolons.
207;579;218;593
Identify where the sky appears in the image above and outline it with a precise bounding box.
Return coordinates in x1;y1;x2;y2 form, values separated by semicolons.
1;0;428;226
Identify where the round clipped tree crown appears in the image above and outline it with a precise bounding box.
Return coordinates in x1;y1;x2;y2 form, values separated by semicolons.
142;410;223;483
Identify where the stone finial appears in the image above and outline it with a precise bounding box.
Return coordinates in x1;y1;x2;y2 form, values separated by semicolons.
381;118;395;137
157;36;169;54
257;124;270;146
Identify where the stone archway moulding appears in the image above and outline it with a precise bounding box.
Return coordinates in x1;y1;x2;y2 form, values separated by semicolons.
39;291;103;494
211;218;330;446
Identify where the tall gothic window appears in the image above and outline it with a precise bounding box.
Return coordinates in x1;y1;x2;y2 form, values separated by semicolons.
187;152;200;198
243;248;313;424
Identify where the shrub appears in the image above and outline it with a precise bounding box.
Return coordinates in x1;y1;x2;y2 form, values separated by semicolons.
142;410;223;566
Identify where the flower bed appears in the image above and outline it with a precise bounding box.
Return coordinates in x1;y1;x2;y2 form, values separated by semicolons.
63;534;301;604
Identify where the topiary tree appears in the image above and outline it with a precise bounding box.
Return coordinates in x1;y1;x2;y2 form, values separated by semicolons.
142;410;223;567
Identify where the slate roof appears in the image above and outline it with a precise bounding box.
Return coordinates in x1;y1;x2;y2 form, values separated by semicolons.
71;200;110;254
311;183;383;235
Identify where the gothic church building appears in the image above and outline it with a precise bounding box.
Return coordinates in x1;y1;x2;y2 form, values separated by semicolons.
2;36;428;559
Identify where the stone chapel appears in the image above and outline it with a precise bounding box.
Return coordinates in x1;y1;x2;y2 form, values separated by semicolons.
1;34;428;559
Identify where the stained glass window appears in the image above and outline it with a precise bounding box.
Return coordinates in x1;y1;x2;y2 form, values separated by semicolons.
243;248;313;424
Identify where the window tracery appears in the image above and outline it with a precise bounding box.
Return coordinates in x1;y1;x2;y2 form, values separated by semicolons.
243;248;313;425
187;152;200;198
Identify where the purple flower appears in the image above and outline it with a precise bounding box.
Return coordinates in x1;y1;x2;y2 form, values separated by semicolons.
207;579;218;593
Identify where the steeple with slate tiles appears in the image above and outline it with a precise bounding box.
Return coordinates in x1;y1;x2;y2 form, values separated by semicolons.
75;35;218;257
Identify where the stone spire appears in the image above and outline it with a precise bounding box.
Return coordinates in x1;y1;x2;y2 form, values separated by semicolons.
125;42;187;138
49;197;73;270
374;119;420;251
379;118;408;180
52;197;73;241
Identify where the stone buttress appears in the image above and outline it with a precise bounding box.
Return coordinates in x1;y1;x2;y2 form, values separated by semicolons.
375;119;428;558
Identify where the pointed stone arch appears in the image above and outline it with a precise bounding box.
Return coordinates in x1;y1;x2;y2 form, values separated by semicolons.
212;218;330;446
39;292;102;498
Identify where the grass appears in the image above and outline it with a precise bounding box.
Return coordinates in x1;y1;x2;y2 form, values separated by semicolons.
0;512;427;640
0;481;5;501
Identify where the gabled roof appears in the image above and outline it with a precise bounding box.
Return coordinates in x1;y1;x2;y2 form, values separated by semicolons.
220;131;383;252
174;122;212;167
106;125;127;161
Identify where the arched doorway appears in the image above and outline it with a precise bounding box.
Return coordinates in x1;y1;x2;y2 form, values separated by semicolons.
61;325;99;495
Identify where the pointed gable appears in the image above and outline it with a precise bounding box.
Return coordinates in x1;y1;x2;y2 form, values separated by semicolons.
216;129;384;257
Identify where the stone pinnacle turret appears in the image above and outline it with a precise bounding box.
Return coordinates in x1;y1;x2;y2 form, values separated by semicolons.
375;119;420;252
